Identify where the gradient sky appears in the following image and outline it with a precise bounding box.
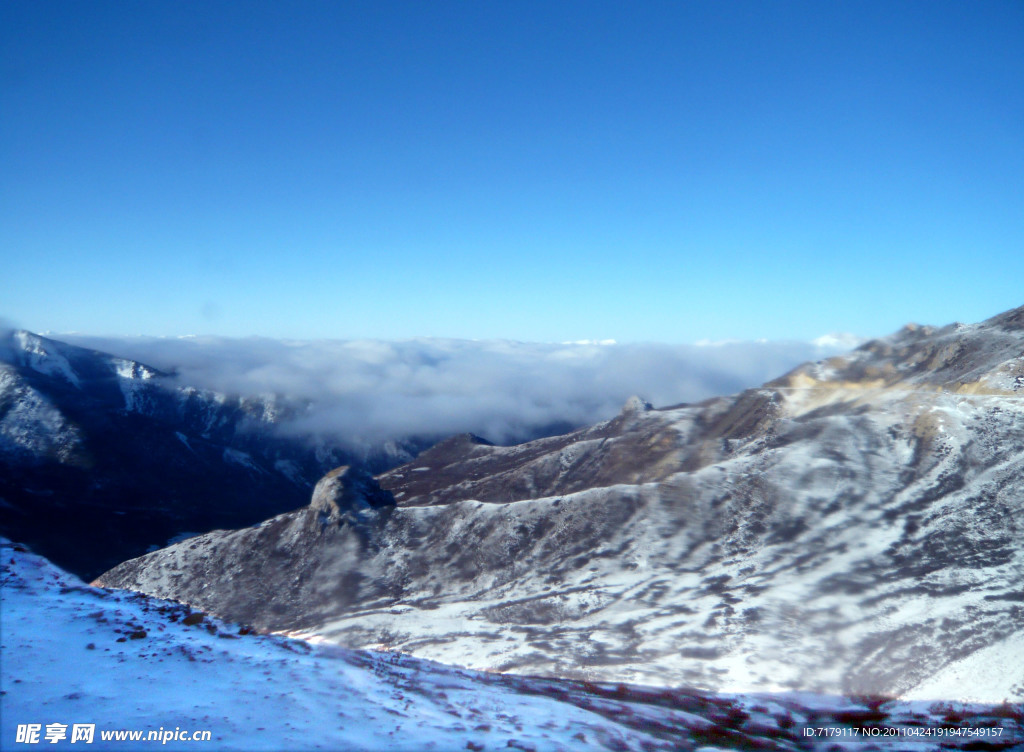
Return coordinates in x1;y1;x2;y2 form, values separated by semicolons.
2;1;1022;343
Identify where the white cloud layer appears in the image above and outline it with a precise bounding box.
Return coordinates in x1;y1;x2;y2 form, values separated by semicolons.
58;334;863;446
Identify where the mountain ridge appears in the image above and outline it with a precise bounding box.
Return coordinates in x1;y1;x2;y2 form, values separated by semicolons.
91;304;1024;700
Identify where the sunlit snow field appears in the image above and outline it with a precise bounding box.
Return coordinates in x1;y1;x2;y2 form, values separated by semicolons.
4;540;1022;751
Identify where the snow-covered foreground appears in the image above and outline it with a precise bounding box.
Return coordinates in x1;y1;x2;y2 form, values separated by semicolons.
1;540;651;751
3;540;1022;751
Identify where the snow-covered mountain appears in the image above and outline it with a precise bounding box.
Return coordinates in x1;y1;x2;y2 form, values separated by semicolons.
0;331;416;579
5;539;1021;751
96;306;1024;702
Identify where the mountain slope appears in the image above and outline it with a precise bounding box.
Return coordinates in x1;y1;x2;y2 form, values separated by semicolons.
0;331;394;579
96;306;1024;700
5;540;1022;751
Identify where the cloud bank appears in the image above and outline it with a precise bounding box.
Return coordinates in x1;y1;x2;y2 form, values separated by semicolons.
59;334;863;447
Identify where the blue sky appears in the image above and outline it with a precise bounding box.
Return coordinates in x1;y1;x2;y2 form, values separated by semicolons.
2;0;1022;343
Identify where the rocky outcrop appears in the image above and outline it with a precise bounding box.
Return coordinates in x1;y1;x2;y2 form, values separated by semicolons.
96;465;397;629
311;465;395;523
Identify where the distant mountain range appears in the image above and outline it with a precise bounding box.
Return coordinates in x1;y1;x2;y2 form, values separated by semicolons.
1;329;846;582
0;330;418;579
94;305;1024;702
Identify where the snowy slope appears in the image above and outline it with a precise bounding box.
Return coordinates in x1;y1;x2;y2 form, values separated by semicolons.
0;540;670;751
4;540;1022;751
97;306;1024;702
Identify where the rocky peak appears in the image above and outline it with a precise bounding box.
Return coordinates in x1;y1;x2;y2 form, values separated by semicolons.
774;305;1024;395
311;465;395;524
620;395;654;415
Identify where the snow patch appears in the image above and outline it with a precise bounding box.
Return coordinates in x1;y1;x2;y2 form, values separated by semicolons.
14;331;80;387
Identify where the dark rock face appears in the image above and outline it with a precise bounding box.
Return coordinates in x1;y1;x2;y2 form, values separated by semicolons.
311;465;395;523
0;331;369;580
96;306;1024;701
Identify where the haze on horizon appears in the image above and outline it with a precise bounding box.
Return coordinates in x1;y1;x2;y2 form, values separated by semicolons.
2;1;1022;344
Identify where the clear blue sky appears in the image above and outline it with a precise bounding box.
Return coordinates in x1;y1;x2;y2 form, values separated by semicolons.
2;1;1021;342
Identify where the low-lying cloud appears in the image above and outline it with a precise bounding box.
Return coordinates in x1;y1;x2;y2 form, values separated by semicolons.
59;334;863;446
